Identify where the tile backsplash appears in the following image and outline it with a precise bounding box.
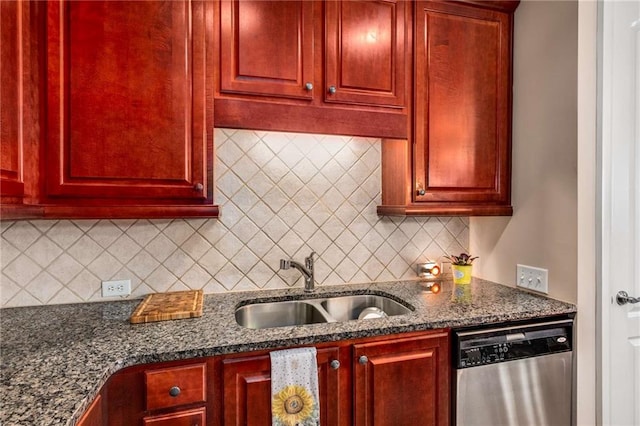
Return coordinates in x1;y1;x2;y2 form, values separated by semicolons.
0;129;469;308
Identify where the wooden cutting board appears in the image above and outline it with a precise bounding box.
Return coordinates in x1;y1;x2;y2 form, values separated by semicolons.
130;290;204;324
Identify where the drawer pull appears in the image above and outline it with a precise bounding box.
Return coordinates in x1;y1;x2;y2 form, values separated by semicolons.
169;386;181;397
330;360;340;370
358;355;368;365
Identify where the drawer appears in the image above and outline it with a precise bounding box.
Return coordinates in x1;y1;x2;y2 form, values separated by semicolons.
145;363;206;411
143;407;206;426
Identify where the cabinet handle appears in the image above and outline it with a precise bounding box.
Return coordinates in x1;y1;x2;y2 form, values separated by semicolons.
169;386;181;397
305;82;313;91
328;85;337;94
358;355;368;365
330;360;340;370
194;183;204;192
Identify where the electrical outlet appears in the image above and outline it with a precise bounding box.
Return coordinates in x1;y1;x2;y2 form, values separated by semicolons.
516;264;548;294
101;279;131;297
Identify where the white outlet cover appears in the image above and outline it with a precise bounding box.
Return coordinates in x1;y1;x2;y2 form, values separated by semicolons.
516;264;549;294
101;279;131;297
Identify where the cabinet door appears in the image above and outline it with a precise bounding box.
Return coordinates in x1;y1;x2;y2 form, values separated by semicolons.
219;0;314;100
325;0;408;108
142;407;206;426
414;1;512;206
221;347;346;426
45;0;212;203
77;394;104;426
353;331;450;426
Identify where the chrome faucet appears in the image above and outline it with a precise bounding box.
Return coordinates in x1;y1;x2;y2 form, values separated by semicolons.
280;251;316;292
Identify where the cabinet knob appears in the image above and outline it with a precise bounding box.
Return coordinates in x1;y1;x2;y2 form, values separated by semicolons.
328;85;337;94
194;183;204;192
169;386;181;397
305;82;313;91
330;360;340;370
416;182;426;196
358;355;368;365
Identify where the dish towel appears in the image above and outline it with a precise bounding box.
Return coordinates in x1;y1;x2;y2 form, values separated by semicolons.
270;347;320;426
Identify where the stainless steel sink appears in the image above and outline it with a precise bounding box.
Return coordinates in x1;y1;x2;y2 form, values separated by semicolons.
321;294;411;322
235;300;328;329
235;293;412;329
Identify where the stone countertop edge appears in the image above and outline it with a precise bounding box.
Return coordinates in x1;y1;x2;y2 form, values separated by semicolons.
0;278;576;426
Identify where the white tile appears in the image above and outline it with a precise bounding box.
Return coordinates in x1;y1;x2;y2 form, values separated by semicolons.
387;228;410;252
262;187;288;213
72;220;99;233
202;280;228;294
279;202;304;225
434;228;456;253
214;263;244;290
278;143;304;169
247;142;276;168
146;233;178;262
67;269;101;300
214;232;244;259
0;275;20;305
346;246;372;267
146;265;179;293
233;277;261;292
218;201;244;229
125;220;161;247
4;289;40;307
3;254;42;286
24;237;63;268
87;221;123;249
307;201;332;227
335;230;359;254
149;219;172;231
217;137;244;167
67;235;104;267
230;249;259;272
262;245;288;273
262;216;289;243
48;288;83;305
230;217;261;245
180;264;212;289
246;261;275;287
374;241;396;266
29;220;58;233
247;170;276;198
0;240;21;265
291;158;318;183
308;173;332;198
279;173;305;198
335;202;359;226
335;258;358;282
126;250;160;280
319;217;344;240
163;220;196;246
107;234;141;264
164;249;196;278
87;252;123;281
233;155;261;183
387;255;411;279
26;271;63;303
179;232;213;261
169;281;193;292
261;132;290;154
335;173;358;198
217;170;244;198
112;219;136;231
292;216;317;241
246;201;275;228
47;253;84;284
245;231;275;258
2;221;41;251
278;232;304;256
198;220;229;246
319;244;346;269
198;247;228;274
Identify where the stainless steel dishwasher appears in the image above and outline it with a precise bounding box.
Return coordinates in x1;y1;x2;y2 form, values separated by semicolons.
454;319;573;426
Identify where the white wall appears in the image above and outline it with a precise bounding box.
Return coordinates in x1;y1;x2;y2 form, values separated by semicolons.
470;0;579;304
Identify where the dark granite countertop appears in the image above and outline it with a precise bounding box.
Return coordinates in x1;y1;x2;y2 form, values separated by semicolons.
0;278;576;426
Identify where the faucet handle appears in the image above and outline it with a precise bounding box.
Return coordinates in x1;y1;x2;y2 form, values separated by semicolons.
305;251;317;267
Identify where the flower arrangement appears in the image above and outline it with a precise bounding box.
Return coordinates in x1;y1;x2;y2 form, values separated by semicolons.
445;252;478;266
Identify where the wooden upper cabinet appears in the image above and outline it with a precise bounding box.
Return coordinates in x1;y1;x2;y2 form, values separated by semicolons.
42;0;217;218
214;0;409;139
325;0;407;108
379;1;517;216
0;1;41;218
219;0;314;100
353;331;450;426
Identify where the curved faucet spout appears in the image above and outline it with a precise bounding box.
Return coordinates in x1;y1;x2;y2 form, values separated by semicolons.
279;252;316;292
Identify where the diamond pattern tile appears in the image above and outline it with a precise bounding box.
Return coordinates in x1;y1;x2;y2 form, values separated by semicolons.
0;129;469;307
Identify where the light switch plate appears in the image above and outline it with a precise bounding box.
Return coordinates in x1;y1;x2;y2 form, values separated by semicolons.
516;264;548;294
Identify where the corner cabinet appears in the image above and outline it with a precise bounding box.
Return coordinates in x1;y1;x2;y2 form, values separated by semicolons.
379;1;519;216
214;0;410;139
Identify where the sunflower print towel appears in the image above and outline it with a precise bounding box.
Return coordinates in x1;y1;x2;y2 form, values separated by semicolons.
270;347;320;426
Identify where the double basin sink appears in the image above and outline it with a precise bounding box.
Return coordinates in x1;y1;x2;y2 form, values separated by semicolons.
235;293;413;329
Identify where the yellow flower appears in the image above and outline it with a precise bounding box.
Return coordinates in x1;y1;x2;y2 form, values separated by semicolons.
272;384;316;426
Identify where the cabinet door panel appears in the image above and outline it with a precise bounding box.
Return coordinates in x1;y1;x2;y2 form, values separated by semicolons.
221;347;344;426
45;0;209;200
220;0;314;100
353;331;450;426
414;2;511;203
1;0;24;197
325;0;407;108
142;407;206;426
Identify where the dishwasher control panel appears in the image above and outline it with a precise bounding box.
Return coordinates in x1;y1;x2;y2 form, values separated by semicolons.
455;319;573;368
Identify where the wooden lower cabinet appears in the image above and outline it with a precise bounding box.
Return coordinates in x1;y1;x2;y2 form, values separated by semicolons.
81;330;450;425
353;330;450;426
218;346;350;426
